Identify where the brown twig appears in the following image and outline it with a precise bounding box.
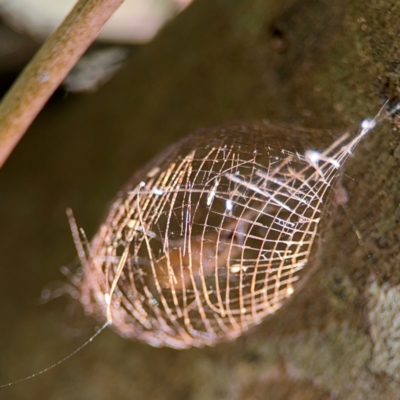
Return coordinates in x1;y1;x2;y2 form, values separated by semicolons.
0;0;124;168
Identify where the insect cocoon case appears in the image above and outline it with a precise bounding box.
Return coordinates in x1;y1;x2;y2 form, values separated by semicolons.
78;120;372;349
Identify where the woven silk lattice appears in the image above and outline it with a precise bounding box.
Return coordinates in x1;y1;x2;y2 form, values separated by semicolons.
80;121;363;349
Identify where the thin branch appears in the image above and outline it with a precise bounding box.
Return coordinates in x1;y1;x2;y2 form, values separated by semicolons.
0;0;124;168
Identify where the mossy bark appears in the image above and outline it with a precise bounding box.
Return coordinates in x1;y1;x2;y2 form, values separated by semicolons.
1;0;400;398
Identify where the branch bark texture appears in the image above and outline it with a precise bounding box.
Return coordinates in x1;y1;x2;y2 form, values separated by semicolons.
0;0;124;167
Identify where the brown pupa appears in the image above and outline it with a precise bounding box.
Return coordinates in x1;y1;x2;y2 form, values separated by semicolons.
76;119;375;349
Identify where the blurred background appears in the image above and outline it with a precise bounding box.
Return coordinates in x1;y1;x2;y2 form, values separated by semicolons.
0;0;191;43
1;0;400;399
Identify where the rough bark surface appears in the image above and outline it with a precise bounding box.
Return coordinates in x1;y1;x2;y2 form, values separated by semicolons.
1;0;400;399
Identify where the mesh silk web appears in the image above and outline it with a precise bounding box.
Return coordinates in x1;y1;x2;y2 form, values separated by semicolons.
79;120;371;349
